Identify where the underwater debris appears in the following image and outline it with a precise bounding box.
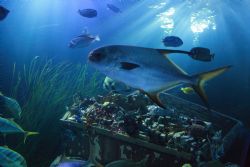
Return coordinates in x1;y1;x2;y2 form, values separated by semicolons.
188;123;208;139
60;91;243;166
0;146;27;167
146;105;171;116
62;91;226;160
62;129;77;143
208;130;224;160
0;92;22;119
88;136;103;167
121;114;140;136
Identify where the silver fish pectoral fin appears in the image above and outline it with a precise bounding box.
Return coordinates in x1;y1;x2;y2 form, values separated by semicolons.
141;81;184;109
120;62;140;70
140;89;166;109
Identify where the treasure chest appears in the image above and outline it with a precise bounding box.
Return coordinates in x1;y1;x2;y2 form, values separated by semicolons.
60;92;242;167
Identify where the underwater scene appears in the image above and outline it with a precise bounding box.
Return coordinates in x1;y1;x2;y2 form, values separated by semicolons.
0;0;250;166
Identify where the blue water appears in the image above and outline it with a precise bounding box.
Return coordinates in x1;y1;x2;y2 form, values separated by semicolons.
1;0;250;166
0;0;249;121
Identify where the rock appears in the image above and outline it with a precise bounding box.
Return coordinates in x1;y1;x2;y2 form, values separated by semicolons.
189;124;207;138
157;124;165;132
173;131;185;140
144;118;153;126
157;116;165;124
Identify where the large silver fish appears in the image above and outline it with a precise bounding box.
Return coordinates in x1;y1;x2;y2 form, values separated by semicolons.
88;45;231;109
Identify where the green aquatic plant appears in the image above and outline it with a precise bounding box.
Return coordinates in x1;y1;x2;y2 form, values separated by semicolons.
10;57;103;166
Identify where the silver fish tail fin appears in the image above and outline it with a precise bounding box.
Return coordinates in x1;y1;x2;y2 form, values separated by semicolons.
191;65;232;109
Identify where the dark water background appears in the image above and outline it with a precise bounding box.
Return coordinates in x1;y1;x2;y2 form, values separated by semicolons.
0;0;249;127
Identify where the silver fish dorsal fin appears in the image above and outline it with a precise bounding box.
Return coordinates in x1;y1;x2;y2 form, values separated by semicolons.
157;49;188;75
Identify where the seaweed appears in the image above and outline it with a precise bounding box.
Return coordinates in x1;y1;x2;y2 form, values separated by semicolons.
10;57;104;166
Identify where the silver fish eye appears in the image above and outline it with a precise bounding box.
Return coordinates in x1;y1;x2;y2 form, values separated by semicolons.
89;52;105;62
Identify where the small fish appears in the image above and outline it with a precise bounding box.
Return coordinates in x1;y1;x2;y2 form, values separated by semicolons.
181;87;194;94
0;146;27;167
78;9;97;18
0;5;9;21
88;45;231;109
0;117;38;143
0;92;22;119
166;47;215;62
69;30;100;48
190;47;215;62
162;36;183;47
107;4;122;13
